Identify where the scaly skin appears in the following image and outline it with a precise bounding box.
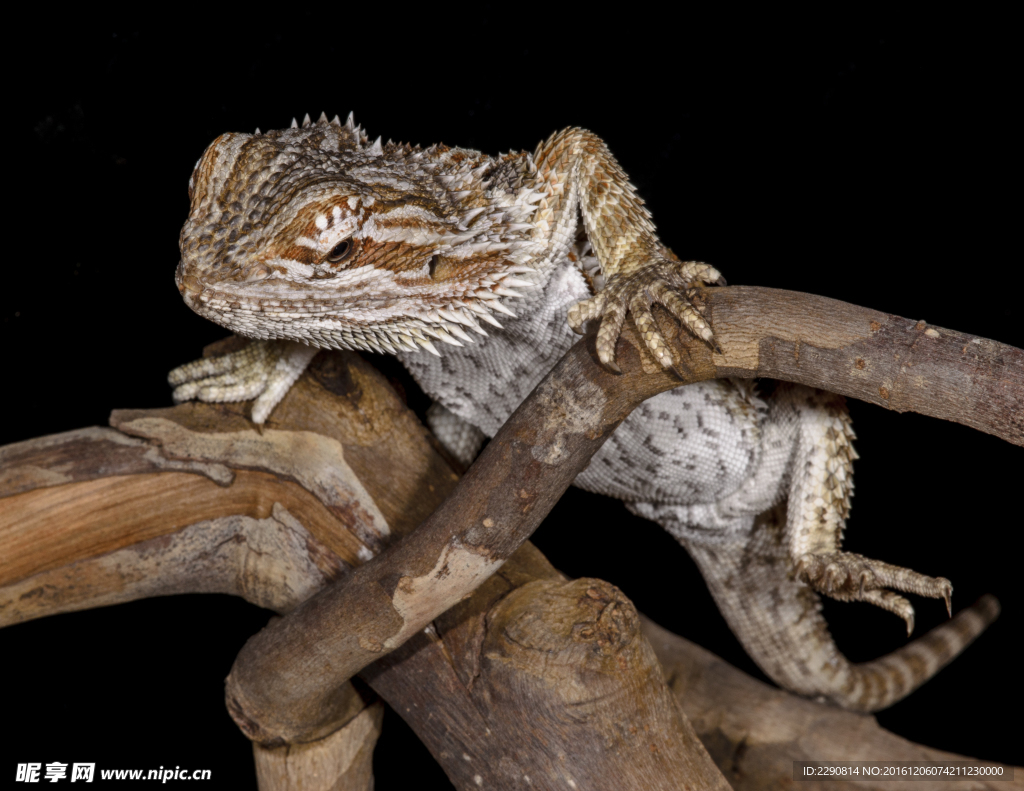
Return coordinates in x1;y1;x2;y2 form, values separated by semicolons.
170;114;996;711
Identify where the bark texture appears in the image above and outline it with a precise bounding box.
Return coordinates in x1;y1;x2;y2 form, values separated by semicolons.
701;287;1021;445
362;543;730;790
253;702;384;791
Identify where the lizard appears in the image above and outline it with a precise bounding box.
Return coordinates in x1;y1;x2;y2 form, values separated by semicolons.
169;113;997;712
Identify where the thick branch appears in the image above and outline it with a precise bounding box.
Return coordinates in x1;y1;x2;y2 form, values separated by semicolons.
701;286;1021;445
252;702;384;791
366;546;730;790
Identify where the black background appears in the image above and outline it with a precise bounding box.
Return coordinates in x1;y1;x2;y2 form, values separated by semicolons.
2;12;1020;788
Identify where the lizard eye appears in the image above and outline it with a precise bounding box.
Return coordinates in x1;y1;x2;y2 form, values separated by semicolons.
327;240;353;263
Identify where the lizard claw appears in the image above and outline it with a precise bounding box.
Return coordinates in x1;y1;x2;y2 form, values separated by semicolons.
796;551;953;636
567;291;606;336
568;255;724;372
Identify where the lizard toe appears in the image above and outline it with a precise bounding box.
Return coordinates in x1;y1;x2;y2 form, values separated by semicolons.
167;339;318;424
629;291;675;370
796;551;952;634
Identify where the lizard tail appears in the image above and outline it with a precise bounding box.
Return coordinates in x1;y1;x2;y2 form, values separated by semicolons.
680;505;999;713
832;594;999;711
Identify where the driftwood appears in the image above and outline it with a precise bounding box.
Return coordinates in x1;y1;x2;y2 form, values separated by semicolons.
2;286;1020;789
0;353;728;789
361;547;730;790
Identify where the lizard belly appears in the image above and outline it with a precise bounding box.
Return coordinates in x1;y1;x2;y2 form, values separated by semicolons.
575;381;764;506
400;261;764;507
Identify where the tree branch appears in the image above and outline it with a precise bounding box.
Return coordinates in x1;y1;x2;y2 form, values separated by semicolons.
702;287;1021;445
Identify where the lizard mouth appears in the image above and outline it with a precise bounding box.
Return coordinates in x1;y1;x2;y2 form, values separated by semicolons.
174;241;533;353
174;270;520;356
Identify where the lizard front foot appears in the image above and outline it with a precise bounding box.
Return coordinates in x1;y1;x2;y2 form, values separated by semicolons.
168;339;318;424
567;254;724;373
796;551;953;636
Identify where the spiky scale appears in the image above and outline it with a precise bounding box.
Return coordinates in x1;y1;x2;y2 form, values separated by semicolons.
446;324;474;344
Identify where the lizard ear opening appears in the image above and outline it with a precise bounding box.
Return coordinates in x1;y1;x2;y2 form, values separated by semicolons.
426;254;465;283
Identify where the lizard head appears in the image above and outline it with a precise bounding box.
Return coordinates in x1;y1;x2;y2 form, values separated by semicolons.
176;113;542;354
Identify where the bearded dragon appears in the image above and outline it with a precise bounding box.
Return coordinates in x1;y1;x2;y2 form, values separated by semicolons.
169;113;996;711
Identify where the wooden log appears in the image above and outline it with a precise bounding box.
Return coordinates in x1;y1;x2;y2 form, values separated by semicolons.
222;324;704;745
360;540;731;790
1;351;1015;787
1;350;442;789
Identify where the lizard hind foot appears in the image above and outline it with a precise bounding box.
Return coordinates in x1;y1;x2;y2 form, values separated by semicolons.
567;257;724;373
795;551;953;636
683;530;996;712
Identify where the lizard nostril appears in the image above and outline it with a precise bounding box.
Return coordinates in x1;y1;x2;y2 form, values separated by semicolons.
177;269;203;295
